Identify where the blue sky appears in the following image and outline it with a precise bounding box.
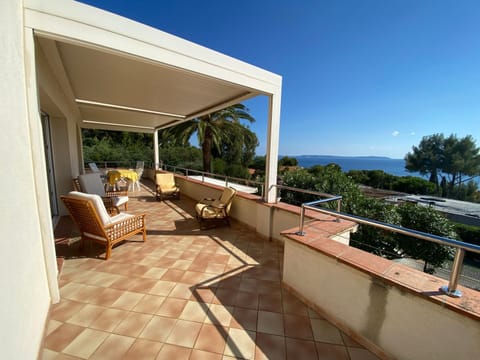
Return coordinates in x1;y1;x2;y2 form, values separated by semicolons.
82;0;480;159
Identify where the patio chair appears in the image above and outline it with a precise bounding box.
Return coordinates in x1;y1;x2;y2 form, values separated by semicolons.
155;173;180;200
77;173;129;213
131;161;144;191
195;187;236;229
61;191;146;259
88;162;107;182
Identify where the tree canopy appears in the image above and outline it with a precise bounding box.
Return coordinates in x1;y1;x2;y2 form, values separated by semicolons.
160;104;257;175
281;165;456;271
405;133;480;193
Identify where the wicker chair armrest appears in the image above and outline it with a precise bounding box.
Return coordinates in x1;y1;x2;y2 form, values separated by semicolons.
104;214;146;240
101;196;115;209
105;189;128;197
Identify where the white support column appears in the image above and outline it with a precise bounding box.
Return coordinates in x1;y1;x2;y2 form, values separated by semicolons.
153;129;159;170
264;92;282;203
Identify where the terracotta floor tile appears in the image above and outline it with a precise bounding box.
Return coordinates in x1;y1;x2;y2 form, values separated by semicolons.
142;267;167;279
62;283;100;303
43;323;85;352
282;296;309;317
347;347;381;360
89;308;129;332
166;319;202;347
191;287;216;303
230;307;258;331
310;319;343;345
161;269;186;282
87;287;124;307
205;304;234;326
49;300;85;322
181;270;210;284
40;348;58;360
132;294;166;314
285;338;318;360
284;314;314;340
156;297;188;318
66;304;106;327
316;342;350;360
113;312;153;337
123;338;163;360
169;283;194;299
179;300;209;322
139;315;176;342
62;328;109;359
190;349;223;360
148;280;176;296
341;332;362;347
129;277;158;293
89;334;135;360
224;328;256;359
255;333;286;360
156;344;192;360
235;291;259;310
49;352;80;360
259;294;283;313
45;319;62;337
109;276;138;291
257;311;284;336
213;288;238;306
111;291;144;310
194;324;228;354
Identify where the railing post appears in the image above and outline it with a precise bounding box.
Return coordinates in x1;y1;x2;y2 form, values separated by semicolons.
440;248;465;298
336;199;342;222
295;205;306;236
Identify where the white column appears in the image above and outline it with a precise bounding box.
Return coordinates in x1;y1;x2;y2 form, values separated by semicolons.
153;129;159;170
264;92;282;203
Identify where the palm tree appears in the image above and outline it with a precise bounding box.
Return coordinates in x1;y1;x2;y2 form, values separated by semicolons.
162;104;255;172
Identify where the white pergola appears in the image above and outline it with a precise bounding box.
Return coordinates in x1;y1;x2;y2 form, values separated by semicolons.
30;0;282;203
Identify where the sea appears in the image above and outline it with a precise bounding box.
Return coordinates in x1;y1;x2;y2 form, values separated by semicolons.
293;155;417;177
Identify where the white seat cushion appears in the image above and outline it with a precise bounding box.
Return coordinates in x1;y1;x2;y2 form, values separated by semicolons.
112;196;128;208
68;191;111;225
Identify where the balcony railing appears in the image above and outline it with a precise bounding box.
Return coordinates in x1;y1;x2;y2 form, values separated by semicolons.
162;164;265;197
296;198;480;298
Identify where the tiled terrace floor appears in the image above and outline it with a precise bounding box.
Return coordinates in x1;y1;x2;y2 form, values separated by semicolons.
42;183;380;360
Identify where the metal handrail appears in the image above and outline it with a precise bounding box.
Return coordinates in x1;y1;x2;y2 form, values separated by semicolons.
163;164;265;197
297;201;480;298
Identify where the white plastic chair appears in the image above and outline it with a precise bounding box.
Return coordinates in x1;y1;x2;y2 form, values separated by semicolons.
131;161;144;191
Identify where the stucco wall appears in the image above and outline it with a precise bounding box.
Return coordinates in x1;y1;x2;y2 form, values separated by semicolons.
0;2;54;358
283;238;480;360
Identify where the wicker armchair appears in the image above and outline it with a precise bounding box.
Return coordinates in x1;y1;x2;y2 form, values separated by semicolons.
61;191;146;259
74;173;128;214
195;187;236;229
155;173;180;201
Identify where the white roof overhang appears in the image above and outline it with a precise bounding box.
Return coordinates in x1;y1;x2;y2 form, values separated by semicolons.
25;0;282;133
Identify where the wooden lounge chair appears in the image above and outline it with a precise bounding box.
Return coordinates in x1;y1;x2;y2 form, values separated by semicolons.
155;173;180;201
75;173;129;213
61;191;146;259
195;187;236;229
